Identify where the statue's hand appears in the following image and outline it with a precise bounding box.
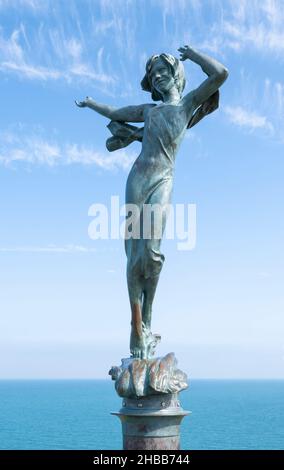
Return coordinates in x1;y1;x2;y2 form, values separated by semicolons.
178;45;194;61
75;97;90;108
75;100;86;108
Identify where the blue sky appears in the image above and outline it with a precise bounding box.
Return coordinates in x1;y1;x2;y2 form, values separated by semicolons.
0;0;283;378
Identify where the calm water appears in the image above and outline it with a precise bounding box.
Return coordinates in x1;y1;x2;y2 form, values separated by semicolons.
0;380;283;450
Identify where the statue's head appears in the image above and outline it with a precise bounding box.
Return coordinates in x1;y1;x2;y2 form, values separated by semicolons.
141;53;186;101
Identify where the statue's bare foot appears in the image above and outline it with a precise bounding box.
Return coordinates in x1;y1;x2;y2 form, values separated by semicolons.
130;327;147;359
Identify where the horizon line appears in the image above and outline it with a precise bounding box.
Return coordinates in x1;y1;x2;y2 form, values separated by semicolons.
0;377;284;381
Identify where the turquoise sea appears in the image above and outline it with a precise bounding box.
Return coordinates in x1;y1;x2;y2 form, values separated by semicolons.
0;380;283;450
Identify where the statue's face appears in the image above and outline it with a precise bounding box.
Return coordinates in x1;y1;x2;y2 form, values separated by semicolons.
149;58;175;96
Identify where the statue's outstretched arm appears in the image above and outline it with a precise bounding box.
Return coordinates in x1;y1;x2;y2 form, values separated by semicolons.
75;97;155;122
75;97;116;119
178;46;228;111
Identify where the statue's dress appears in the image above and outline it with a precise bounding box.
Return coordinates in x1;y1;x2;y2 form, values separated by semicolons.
125;103;189;287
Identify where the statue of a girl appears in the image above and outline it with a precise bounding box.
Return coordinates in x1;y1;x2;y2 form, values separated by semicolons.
76;45;228;360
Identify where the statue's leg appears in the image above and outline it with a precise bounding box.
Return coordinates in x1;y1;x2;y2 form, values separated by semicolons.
141;273;159;330
127;263;147;359
140;198;166;330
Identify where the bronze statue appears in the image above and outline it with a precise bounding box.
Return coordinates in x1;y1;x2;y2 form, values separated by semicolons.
76;45;228;362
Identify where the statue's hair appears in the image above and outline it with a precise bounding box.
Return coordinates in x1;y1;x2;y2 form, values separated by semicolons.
141;53;186;101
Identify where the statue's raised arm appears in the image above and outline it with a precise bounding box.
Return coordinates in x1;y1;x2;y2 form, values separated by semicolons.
178;45;228;112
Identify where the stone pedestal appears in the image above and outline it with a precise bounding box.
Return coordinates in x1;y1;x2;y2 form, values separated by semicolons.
112;393;189;450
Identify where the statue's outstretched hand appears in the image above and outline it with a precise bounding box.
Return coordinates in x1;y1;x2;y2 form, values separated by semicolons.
75;97;90;108
75;100;86;108
178;45;194;61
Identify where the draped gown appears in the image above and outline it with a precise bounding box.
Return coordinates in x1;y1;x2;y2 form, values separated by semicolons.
125;102;190;296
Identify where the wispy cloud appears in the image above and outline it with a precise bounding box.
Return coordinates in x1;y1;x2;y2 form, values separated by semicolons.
1;1;284;85
0;60;62;80
222;0;284;56
0;25;115;87
0;0;141;95
0;128;135;170
0;244;97;253
148;0;284;59
0;0;44;10
1;0;284;145
224;72;284;142
258;271;272;279
224;106;274;133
